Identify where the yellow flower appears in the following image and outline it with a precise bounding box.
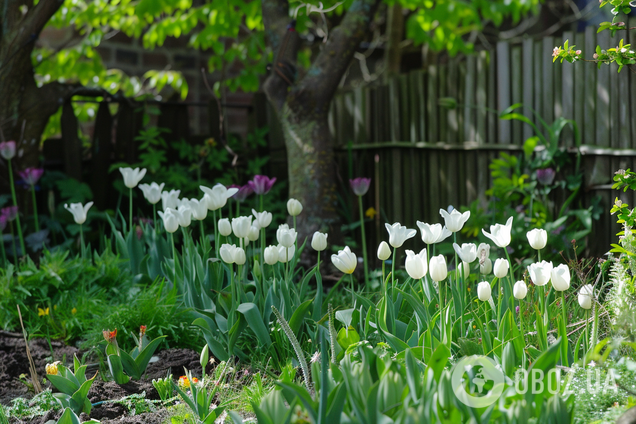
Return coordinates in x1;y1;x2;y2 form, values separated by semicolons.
46;361;61;375
178;375;198;390
365;207;377;219
71;308;77;315
38;307;49;317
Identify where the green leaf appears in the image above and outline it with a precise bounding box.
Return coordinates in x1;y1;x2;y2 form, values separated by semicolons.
57;408;82;424
120;350;141;380
288;298;313;339
237;303;272;347
337;326;360;350
426;342;450;383
47;374;80;396
70;376;95;415
107;354;130;385
134;336;167;378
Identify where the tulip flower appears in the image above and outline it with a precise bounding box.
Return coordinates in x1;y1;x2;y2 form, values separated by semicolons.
231;216;252;240
453;243;477;263
247;225;260;242
482;217;513;248
0;140;16;160
119;167;147;189
513;281;527;299
234;246;246;265
462;261;470;277
218;218;232;237
311;232;328;252
232;184;254;202
439;208;470;233
278;244;296;263
276;224;297;248
405;249;428;280
526;228;547;250
158;208;179;233
2;206;18;222
480;258;493;275
493;258;509;279
578;284;593;310
189;198;208;221
429;255;448;282
287;198;303;216
200;184;239;211
331;246;357;274
477;243;490;261
18;168;44;186
536;168;556;185
385;222;417;248
527;261;553;286
248;175;277;195
161;190;181;211
220;244;238;264
252;210;273;228
551;264;571;291
416;222;452;244
65;202;93;225
477;281;491;302
264;245;279;265
377;241;391;261
139;182;164;205
176;205;192;228
349;177;371;196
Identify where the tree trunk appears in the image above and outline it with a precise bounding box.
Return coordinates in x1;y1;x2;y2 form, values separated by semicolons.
280;103;339;241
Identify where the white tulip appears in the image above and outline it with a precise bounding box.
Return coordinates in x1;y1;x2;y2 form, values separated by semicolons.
578;284;594;310
493;258;509;278
158;208;179;233
439;208;470;233
200;184;239;211
264;246;279;265
480;258;493;275
287;198;303;216
311;232;328;252
477;243;491;262
220;244;237;264
276;224;297;248
138;182;164;205
462;261;470;277
119;167;147;189
551;264;571;291
189;198;208;221
526;228;548;250
482;217;513;248
218;218;232;236
477;281;492;302
527;261;553;286
513;281;527;299
247;225;260;242
64;201;94;225
416;222;452;244
234;246;246;265
161;189;181;211
278;244;296;263
176;205;192;228
232;216;252;239
405;249;428;280
453;243;477;263
252;209;273;228
331;246;357;274
385;222;417;248
429;255;448;282
377;241;392;261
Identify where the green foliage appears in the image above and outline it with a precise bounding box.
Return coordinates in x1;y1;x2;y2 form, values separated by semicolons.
46;355;96;416
173;370;226;424
106;332;167;381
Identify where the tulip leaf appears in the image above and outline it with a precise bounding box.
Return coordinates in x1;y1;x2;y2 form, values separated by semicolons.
107;354;130;385
288;299;313;339
57;408;82;424
120;350;141;380
426;342;450;383
47;374;80;396
237;303;272;347
134;335;166;377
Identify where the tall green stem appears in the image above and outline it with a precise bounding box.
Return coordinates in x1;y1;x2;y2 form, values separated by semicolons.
212;210;219;258
439;278;445;344
350;273;355;308
585;309;589;365
7;160;25;256
129;187;133;233
0;230;6;265
170;232;177;284
30;185;39;232
357;196;369;288
153;204;157;234
79;224;84;260
391;247;397;298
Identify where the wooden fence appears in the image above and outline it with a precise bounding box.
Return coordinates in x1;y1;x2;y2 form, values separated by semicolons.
325;18;636;256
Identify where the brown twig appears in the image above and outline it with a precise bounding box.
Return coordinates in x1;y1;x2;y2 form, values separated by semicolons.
17;305;42;394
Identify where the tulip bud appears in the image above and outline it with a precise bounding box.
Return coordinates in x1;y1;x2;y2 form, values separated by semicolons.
119;167;147;189
176;205;192;228
264;246;279;265
247;225;260;242
200;345;209;371
578;284;594;310
139;182;165;205
453;243;477;263
189;198;209;220
462;261;470;277
482;217;513;248
439;208;471;233
220;244;236;264
276;224;297;248
64;201;94;225
331;246;357;274
405;249;428;280
377;241;391;261
416;222;452;244
311;232;328;251
232;216;252;238
429;255;448;282
385;222;417;248
480;258;492;275
218;218;232;236
0;141;16;160
551;264;570;291
526;228;547;250
493;258;509;278
513;281;527;299
161;189;181;211
477;281;491;302
287;198;303;216
234;247;246;265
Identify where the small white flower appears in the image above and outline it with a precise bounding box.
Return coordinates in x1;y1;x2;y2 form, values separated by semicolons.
64;201;94;225
119;167;147;189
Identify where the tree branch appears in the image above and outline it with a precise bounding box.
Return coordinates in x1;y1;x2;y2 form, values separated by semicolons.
19;0;63;45
291;0;381;112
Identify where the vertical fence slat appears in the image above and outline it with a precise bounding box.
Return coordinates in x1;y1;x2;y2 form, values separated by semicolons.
464;56;476;142
511;46;522;144
458;60;466;142
522;38;534;141
573;31;585;142
533;41;543;131
584;26;597;146
496;41;511;144
476;52;488;144
488;50;497;142
409;71;423;142
389;78;400;141
60;101;82;181
427;63;439;142
596;30;611;147
447;60;459;143
631;17;636;146
439;64;448;142
561;31;574;147
610;30;621;149
542;37;555;125
90;102;113;210
398;74;411;141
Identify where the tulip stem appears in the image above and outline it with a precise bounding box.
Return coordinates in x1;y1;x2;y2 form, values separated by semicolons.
381;260;386;291
30;185;39;233
153;204;157;234
0;229;6;266
584;308;589;366
391;247;397;298
349;274;355;308
357;195;369;288
170;232;177;284
7;159;26;257
212;210;219;258
129;188;133;234
538;249;542;264
79;224;84;260
439;279;445;344
504;248;515;314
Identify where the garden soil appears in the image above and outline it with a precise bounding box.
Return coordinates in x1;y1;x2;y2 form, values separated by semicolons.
0;332;204;423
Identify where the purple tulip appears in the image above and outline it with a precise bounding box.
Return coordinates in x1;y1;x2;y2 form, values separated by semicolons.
515;305;520;314
232;184;254;202
536;168;556;185
18;168;44;186
349;177;371;196
1;206;18;222
248;175;276;195
0;140;16;160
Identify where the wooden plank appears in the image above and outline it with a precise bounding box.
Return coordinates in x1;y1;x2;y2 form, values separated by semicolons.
464;55;476;142
447;60;459;143
427;63;439;142
458;61;466;142
60;101;82;181
429;150;440;220
90;102;113;210
573;31;585;144
533;41;543;132
476;51;487;144
609;30;621;148
389;78;400;141
353;86;366;144
561;31;574;147
398;74;411;142
488;50;497;143
415;71;427;142
408;71;422;142
584;26;597;146
496;41;511;144
115;101;142;164
392;147;403;221
522;38;534;141
465;150;477;203
511;45;522;144
542;37;555;125
439;64;448;142
596;30;611;147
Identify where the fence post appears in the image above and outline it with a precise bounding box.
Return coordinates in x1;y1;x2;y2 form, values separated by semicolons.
60;100;82;181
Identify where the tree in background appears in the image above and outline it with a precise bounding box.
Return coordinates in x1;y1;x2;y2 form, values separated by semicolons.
0;0;540;240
